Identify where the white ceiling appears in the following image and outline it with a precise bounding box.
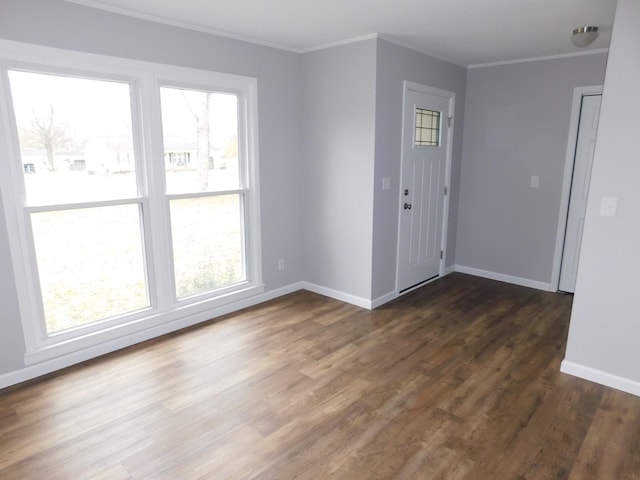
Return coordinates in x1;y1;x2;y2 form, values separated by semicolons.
68;0;617;67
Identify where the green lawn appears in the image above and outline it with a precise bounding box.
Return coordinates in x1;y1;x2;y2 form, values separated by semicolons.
27;170;244;333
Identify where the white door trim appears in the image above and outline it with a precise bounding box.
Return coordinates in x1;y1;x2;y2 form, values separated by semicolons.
396;81;455;294
551;85;603;291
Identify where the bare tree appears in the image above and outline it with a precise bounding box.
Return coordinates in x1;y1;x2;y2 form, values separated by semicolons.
182;91;212;191
20;104;73;171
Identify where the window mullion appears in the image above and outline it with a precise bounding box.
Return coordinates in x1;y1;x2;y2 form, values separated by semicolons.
24;197;143;214
238;95;249;190
138;73;175;310
165;189;248;202
243;81;262;288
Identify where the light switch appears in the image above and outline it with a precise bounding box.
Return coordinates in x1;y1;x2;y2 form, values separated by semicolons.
600;197;618;217
382;177;391;190
530;176;539;188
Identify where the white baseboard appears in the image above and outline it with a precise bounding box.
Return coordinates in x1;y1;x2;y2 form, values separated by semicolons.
454;265;554;292
443;264;456;276
305;267;457;310
301;283;398;310
371;290;397;309
0;282;305;390
561;360;640;397
302;282;374;310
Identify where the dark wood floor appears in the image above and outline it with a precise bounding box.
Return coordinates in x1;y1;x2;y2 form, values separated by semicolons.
1;273;639;479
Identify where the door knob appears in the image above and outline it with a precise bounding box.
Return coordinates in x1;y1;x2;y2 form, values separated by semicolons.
404;203;412;210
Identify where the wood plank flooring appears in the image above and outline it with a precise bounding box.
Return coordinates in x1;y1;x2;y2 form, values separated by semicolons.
1;273;639;479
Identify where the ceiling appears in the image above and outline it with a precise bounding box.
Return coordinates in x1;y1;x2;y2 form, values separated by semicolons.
67;0;617;67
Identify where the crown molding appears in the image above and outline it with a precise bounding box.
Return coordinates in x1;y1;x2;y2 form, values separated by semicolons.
64;1;609;68
468;48;609;69
64;0;302;53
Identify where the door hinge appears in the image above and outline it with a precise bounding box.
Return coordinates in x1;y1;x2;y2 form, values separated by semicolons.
444;186;448;196
440;250;444;259
448;116;453;128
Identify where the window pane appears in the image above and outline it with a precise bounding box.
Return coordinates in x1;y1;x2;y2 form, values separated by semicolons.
170;195;244;298
31;205;149;333
414;107;441;147
160;87;239;194
8;70;137;205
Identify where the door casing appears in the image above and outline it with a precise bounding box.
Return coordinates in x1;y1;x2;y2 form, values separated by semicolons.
551;85;603;291
396;81;455;295
559;94;602;292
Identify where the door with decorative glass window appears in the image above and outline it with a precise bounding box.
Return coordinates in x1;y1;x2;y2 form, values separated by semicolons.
397;83;452;293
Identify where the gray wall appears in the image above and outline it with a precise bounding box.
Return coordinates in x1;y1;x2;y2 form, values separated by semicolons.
300;38;467;302
1;0;616;388
456;53;608;285
0;0;303;375
371;39;467;299
0;1;468;379
301;41;377;300
564;0;640;388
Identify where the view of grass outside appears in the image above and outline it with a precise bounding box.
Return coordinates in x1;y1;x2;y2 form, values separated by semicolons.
30;203;148;333
26;168;244;333
171;194;244;298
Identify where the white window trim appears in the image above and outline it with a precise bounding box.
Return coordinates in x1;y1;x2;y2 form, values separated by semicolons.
0;39;263;364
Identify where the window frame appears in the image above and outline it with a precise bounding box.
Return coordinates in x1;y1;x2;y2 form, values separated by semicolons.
0;40;263;364
157;81;250;301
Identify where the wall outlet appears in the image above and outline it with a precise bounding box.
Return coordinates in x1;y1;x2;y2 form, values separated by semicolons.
278;258;285;271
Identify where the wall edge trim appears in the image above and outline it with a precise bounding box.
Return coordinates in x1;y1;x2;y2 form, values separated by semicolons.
454;265;554;291
468;48;609;69
301;282;373;310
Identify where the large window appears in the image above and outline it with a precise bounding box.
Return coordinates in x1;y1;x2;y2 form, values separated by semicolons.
9;71;149;334
0;41;261;362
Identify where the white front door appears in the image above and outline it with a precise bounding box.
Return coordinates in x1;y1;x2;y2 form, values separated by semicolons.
397;83;452;293
559;94;602;292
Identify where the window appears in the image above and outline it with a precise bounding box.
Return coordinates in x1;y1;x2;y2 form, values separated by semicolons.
159;87;245;299
415;107;441;147
9;71;148;334
0;41;262;362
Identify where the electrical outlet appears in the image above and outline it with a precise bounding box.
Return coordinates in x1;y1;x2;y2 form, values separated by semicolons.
278;258;285;271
